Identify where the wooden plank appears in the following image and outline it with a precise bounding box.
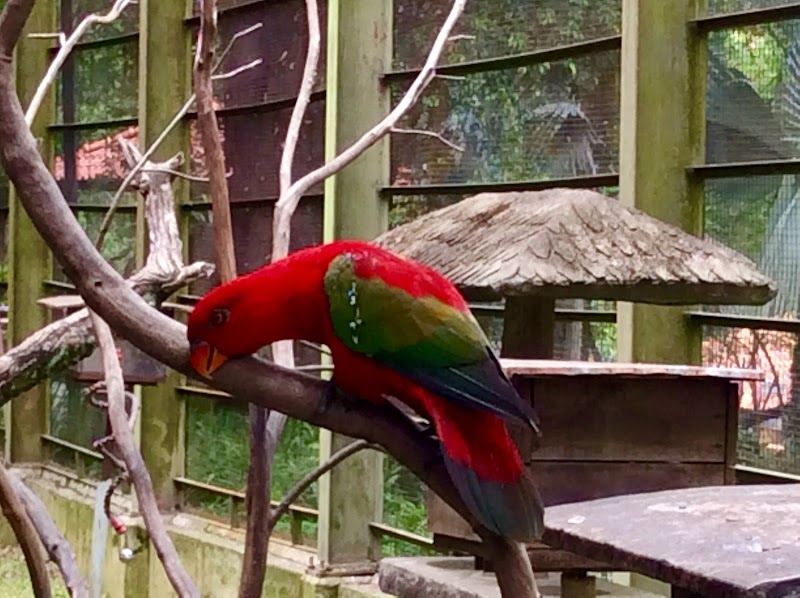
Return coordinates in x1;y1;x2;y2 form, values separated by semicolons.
317;0;390;566
543;485;800;597
531;462;726;507
9;0;57;463
502;358;763;381
616;0;706;365
529;378;728;462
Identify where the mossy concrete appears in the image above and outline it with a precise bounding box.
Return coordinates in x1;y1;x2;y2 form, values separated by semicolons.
0;467;390;598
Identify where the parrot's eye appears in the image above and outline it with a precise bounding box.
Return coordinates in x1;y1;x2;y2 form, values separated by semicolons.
209;307;230;327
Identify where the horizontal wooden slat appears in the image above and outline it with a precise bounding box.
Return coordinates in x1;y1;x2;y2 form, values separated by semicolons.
531;462;727;507
528;378;729;462
502;358;763;381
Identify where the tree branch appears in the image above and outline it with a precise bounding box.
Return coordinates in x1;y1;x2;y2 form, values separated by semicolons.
88;311;199;598
0;148;214;404
0;3;537;596
10;474;89;598
267;439;379;533
25;0;134;126
271;0;468;259
0;462;51;597
193;0;236;283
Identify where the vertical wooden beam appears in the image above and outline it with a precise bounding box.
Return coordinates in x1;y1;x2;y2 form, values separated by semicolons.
136;0;191;508
616;0;706;365
317;0;391;566
501;296;555;359
8;1;57;463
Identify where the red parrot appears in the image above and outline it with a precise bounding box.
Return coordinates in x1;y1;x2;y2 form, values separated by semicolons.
187;240;543;541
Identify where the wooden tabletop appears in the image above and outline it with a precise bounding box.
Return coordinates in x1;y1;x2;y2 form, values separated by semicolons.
501;358;764;381
543;485;800;597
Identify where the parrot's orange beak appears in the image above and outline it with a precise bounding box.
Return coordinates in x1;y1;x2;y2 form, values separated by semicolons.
189;340;229;379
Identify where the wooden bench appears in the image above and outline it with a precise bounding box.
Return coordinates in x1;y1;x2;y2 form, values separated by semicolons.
427;360;763;573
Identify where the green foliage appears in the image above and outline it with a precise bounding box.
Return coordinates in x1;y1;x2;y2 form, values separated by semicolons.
186;402;320;505
0;548;70;598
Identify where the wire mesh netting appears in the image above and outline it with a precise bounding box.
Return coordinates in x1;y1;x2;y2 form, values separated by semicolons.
192;0;327;109
390;51;620;186
186;199;322;294
55;41;138;125
706;21;800;164
184;394;320;543
188;102;326;202
704;175;799;319
393;0;621;70
64;0;138;41
706;0;798;16
702;326;800;473
48;373;106;478
54;126;139;206
703;19;800;476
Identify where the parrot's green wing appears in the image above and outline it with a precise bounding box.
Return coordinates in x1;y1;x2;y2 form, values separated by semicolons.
324;253;538;428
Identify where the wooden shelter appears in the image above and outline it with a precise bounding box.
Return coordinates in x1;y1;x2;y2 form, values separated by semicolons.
377;189;777;358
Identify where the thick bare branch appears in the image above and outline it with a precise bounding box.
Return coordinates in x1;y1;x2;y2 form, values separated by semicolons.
0;0;33;60
88;312;198;598
0;463;50;597
10;474;88;598
279;0;320;195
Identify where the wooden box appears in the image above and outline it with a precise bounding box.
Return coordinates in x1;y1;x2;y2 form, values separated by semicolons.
426;360;762;569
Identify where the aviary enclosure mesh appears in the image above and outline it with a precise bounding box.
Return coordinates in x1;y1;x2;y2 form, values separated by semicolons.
2;0;800;560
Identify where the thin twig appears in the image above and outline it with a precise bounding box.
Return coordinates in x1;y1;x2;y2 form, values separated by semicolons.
391;127;464;152
0;463;50;597
279;0;320;196
294;364;334;373
271;0;468;259
213;59;262;81
88;311;199;598
25;0;134;126
140;167;214;183
267;439;380;532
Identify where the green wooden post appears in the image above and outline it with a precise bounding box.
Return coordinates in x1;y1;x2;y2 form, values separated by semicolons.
8;1;57;463
616;0;706;365
136;0;191;508
317;0;391;567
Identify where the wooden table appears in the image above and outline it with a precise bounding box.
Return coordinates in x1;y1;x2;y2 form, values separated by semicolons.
544;484;800;597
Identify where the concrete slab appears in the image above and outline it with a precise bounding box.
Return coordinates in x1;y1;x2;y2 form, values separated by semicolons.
379;557;663;597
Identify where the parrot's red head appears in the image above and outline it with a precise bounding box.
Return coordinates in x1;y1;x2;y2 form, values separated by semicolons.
186;248;334;379
186;272;271;378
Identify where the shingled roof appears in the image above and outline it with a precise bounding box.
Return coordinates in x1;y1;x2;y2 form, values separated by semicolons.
376;189;777;305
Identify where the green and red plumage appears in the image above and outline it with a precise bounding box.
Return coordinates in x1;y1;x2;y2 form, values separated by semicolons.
187;240;544;540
